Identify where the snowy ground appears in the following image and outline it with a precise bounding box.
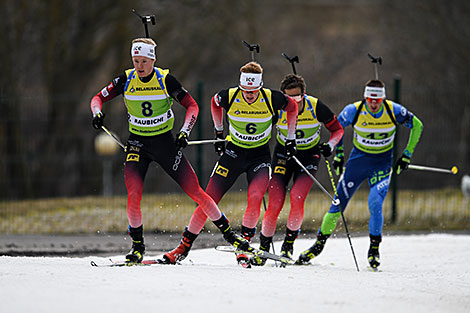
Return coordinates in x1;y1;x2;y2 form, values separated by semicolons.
1;234;469;313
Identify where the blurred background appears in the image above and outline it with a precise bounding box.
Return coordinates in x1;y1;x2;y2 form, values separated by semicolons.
0;0;469;240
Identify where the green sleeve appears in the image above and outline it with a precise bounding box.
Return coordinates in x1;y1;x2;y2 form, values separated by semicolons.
403;115;423;157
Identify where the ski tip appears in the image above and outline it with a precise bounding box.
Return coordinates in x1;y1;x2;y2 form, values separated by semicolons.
90;261;98;267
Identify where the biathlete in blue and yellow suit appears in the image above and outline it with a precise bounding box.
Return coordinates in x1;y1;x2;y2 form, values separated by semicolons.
162;61;299;265
255;74;343;265
90;38;253;265
297;79;423;269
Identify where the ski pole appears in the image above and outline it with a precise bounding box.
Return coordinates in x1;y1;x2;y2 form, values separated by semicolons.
367;53;382;80
101;126;125;150
242;40;260;61
324;158;360;272
408;164;458;175
187;139;226;146
292;156;339;206
281;53;299;75
132;9;156;38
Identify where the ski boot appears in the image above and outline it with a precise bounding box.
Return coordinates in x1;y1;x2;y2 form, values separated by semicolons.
280;228;300;259
213;215;253;268
235;226;256;268
213;214;253;252
250;233;272;266
160;227;198;264
279;228;299;267
296;232;330;265
368;234;382;271
126;225;145;264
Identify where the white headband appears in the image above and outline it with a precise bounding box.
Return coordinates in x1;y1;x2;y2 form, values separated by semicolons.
239;73;263;91
364;86;386;99
131;42;156;60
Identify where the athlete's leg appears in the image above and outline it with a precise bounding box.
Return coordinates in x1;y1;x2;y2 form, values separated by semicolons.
239;144;272;231
153;133;224;223
243;164;270;229
365;162;391;269
262;172;289;237
124;140;151;263
159;139;251;264
261;149;294;237
288;174;314;232
124;152;150;228
187;157;242;234
367;167;392;236
318;158;368;236
288;151;320;232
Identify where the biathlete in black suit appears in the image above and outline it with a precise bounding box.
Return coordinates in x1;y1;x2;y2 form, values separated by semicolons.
90;37;252;264
162;61;298;265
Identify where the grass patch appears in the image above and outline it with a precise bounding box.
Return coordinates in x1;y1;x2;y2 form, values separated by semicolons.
0;188;468;234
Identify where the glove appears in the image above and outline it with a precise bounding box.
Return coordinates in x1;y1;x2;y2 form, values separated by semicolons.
214;130;225;156
92;112;105;130
285;139;296;160
318;142;333;158
395;154;410;175
333;155;344;176
175;131;188;150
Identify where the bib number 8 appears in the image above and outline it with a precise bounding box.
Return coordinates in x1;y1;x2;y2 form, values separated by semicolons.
141;101;153;117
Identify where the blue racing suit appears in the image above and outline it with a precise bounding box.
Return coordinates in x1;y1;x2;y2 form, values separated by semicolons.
319;99;420;236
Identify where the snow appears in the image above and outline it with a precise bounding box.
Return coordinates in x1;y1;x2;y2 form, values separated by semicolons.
1;234;469;313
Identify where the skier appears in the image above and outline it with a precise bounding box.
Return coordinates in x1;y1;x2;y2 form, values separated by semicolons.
253;74;343;265
297;79;423;269
89;38;252;264
160;61;298;265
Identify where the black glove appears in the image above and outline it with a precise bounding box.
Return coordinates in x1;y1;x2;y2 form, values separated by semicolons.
175;131;188;150
92;112;105;130
395;154;410;175
214;130;225;156
333;155;344;176
285;139;296;160
319;142;333;158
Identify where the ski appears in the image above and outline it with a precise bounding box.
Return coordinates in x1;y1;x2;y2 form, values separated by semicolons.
90;258;164;267
215;246;295;265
